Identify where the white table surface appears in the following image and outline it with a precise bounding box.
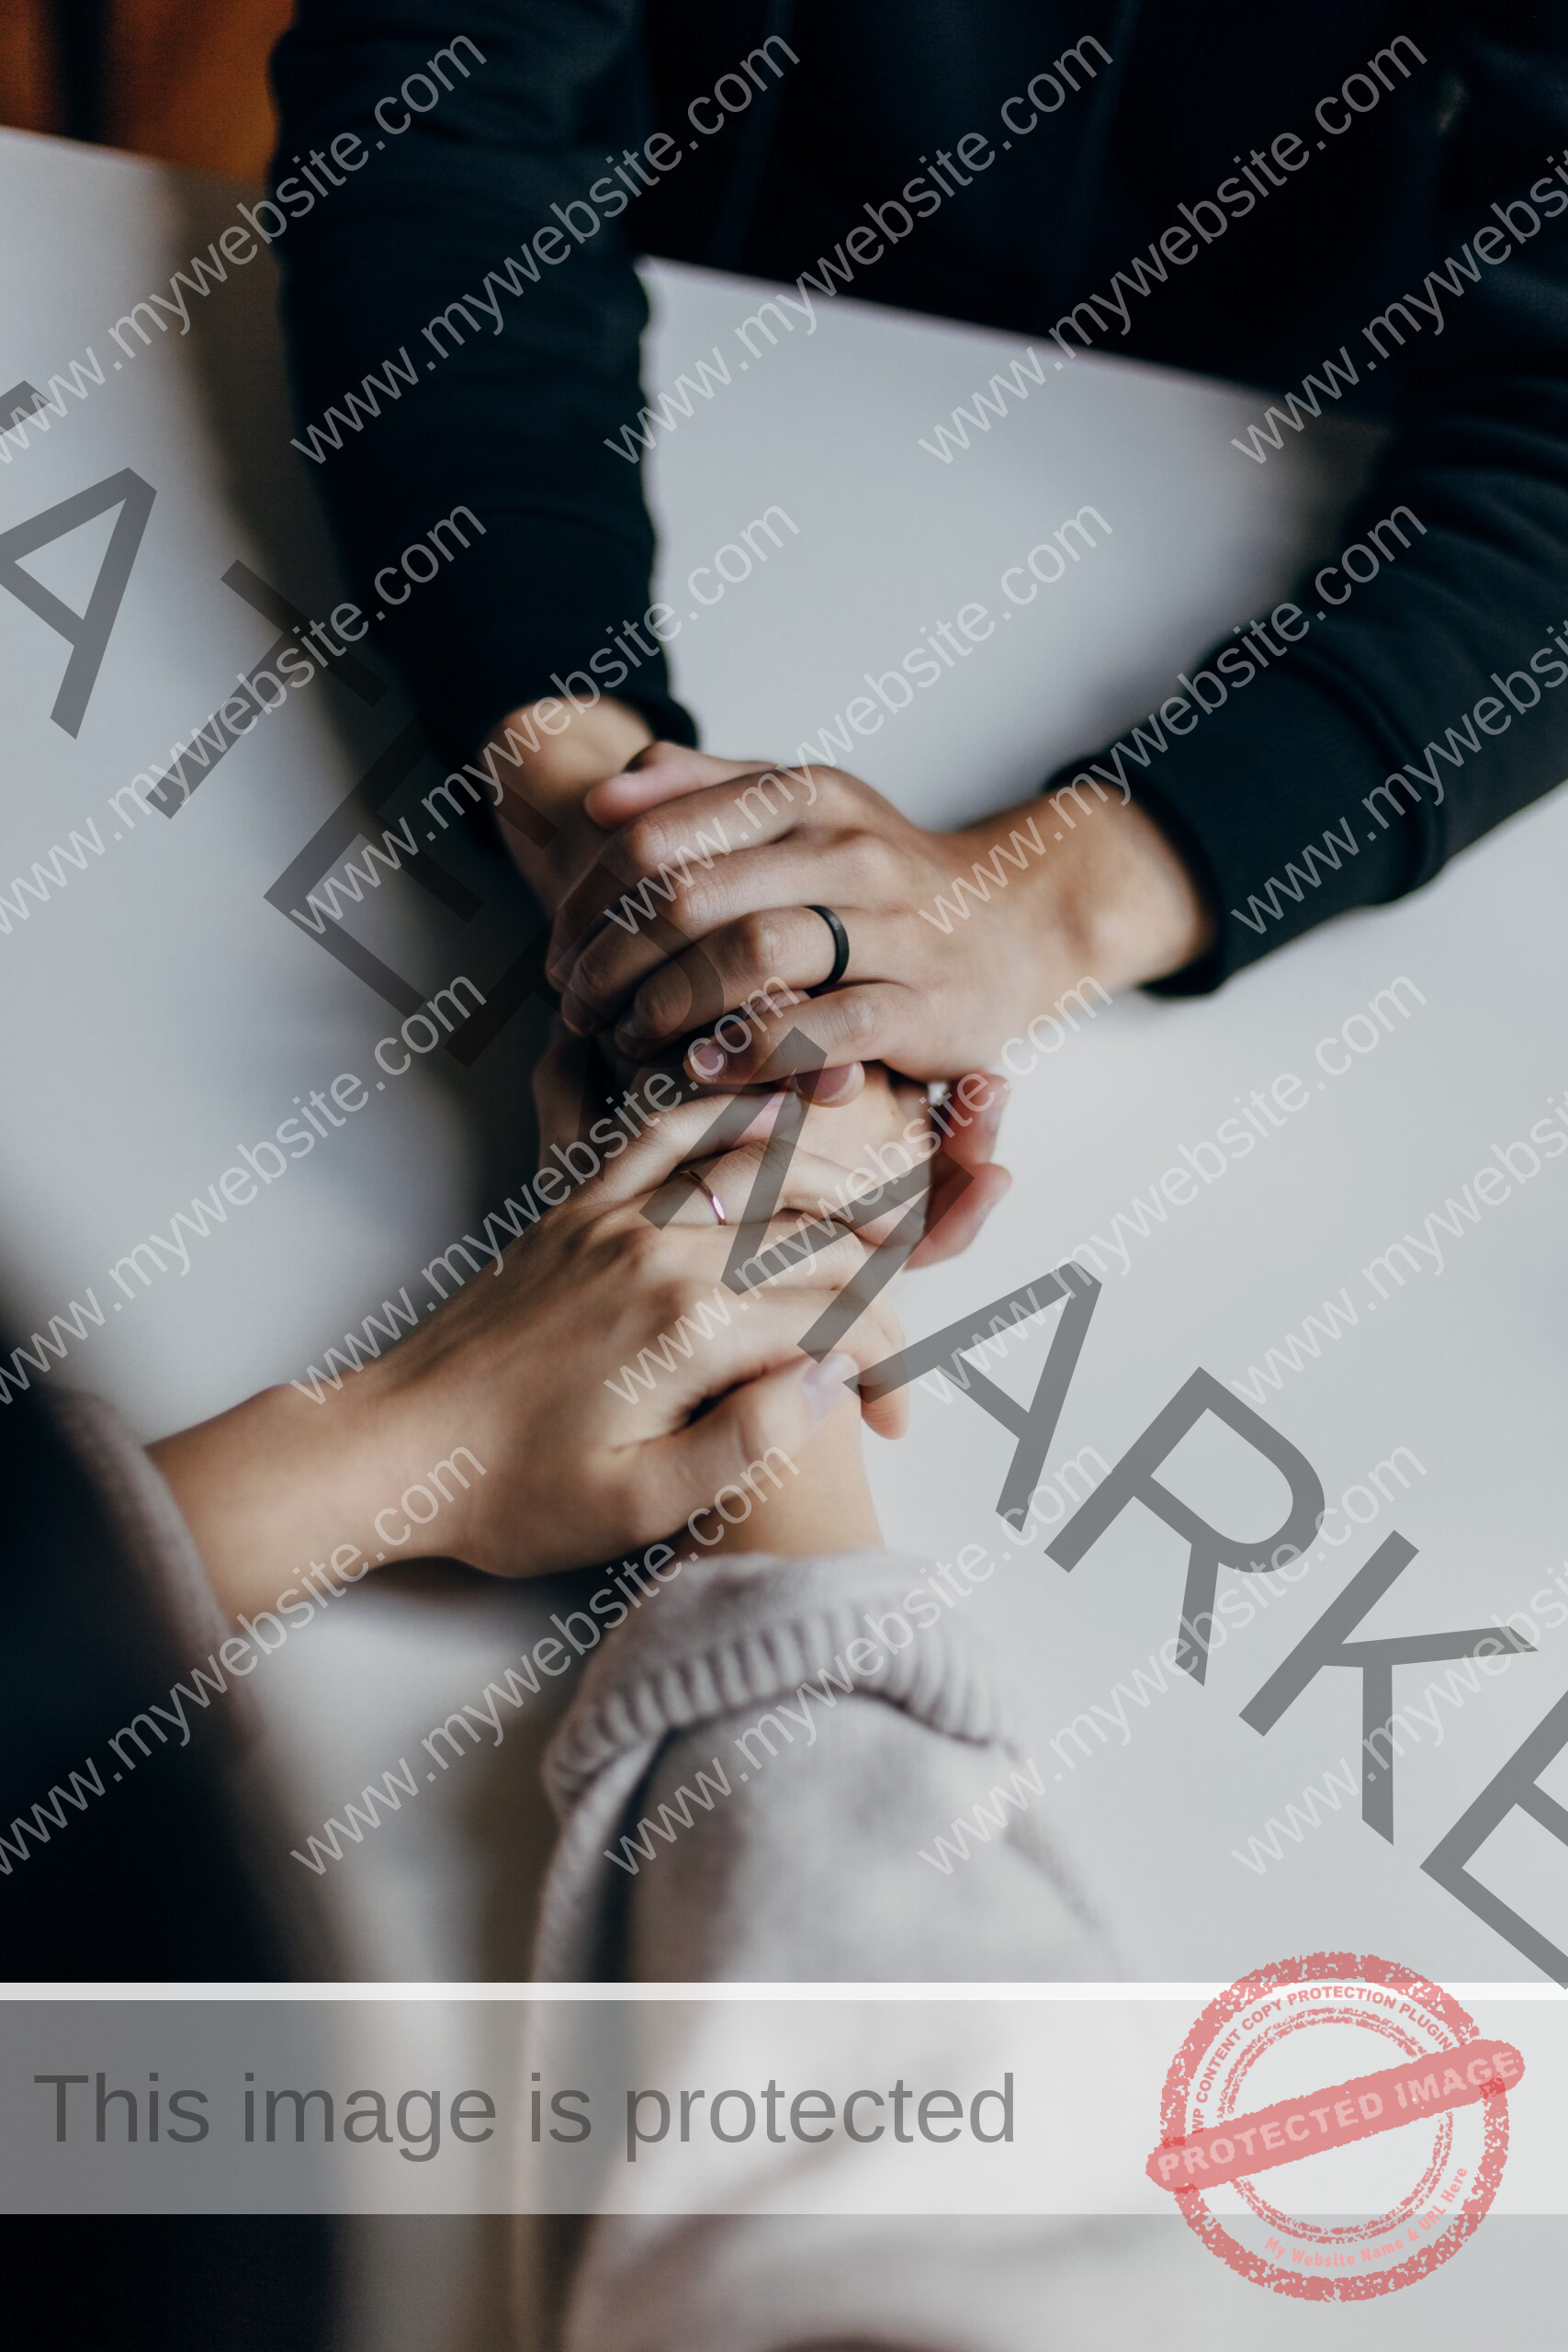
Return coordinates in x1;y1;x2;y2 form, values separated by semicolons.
5;125;1567;2000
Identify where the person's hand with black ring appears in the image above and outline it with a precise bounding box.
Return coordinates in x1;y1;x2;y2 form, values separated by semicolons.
547;741;1211;1091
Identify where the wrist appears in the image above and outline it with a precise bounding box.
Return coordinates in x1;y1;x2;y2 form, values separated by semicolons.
149;1367;426;1622
965;787;1213;1007
1062;787;1213;988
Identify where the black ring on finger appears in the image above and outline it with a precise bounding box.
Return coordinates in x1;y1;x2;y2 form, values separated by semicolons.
804;904;851;996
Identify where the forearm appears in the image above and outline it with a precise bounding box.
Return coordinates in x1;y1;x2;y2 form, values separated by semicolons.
148;1375;412;1623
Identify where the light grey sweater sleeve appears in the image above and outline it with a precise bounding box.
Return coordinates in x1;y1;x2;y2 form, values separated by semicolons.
533;1547;1111;1986
527;1549;1141;2352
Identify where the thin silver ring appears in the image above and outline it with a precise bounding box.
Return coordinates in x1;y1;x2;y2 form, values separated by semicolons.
681;1166;728;1226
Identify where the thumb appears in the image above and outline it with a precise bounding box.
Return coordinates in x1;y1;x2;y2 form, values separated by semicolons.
654;1351;857;1521
585;745;754;825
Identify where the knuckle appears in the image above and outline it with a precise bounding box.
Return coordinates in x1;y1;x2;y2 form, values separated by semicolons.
736;909;786;977
614;1217;671;1280
671;876;716;933
634;966;691;1037
832;991;880;1050
554;1213;598;1272
569;1218;631;1287
716;1137;766;1188
837;826;888;889
622;814;671;873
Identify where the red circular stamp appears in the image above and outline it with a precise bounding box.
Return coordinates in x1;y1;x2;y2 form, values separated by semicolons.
1146;1951;1522;2299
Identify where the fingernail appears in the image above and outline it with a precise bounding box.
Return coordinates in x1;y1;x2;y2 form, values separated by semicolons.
687;1038;728;1081
799;1351;857;1420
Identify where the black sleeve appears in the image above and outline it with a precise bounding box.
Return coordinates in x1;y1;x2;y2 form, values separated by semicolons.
1065;2;1568;990
268;0;695;752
